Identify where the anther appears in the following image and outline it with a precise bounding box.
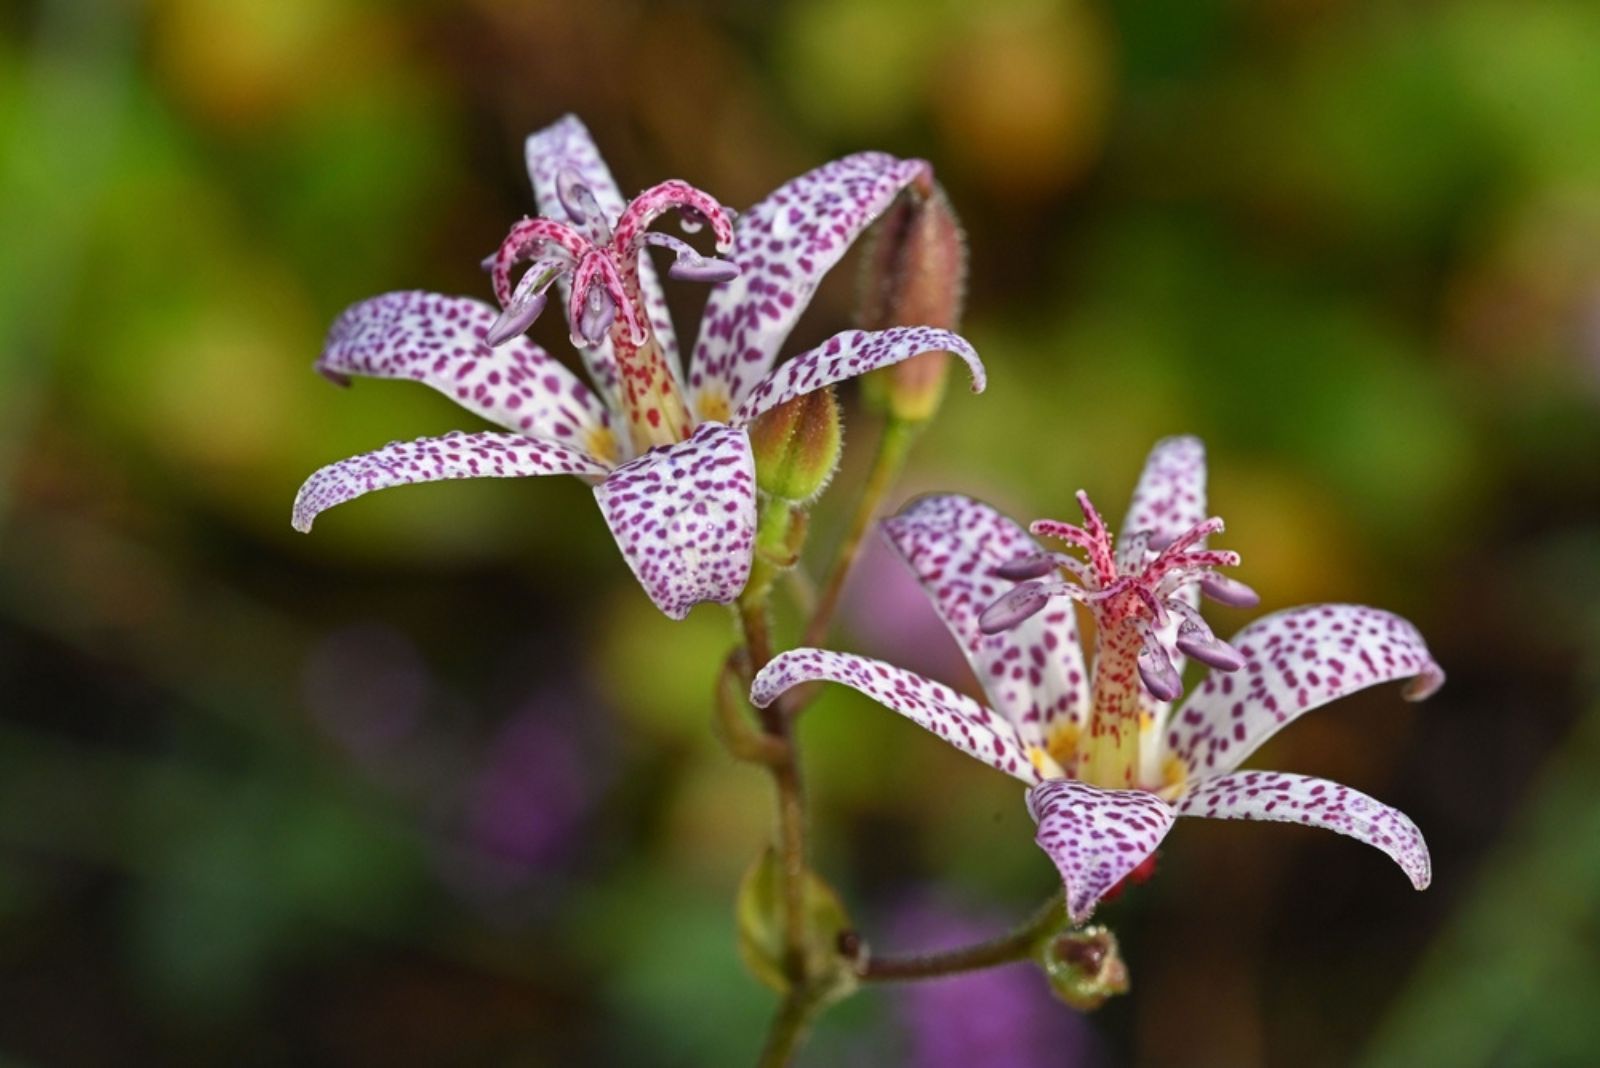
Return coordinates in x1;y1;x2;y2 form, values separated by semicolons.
1199;573;1260;608
979;581;1052;633
1137;636;1183;702
1175;620;1245;672
992;553;1061;581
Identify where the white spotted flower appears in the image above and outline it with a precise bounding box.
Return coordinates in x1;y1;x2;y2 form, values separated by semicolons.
750;437;1444;922
293;115;983;618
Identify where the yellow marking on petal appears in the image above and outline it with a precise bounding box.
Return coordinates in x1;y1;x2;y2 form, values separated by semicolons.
1046;723;1080;771
1027;746;1066;780
584;424;621;466
1161;754;1187;790
695;388;731;424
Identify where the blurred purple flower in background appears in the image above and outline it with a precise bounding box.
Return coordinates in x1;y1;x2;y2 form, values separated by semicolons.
885;900;1104;1068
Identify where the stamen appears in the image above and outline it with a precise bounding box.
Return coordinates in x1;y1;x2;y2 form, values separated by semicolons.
978;581;1053;633
1200;573;1260;608
1137;634;1182;702
643;232;739;284
992;552;1063;581
487;261;563;346
578;286;617;346
491;217;586;304
1171;606;1244;672
555;168;613;243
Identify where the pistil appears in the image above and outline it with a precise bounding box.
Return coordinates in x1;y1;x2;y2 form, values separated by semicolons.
486;172;739;453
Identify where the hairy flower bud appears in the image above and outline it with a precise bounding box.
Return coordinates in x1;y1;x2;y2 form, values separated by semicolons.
747;387;843;504
858;177;969;424
1037;925;1130;1011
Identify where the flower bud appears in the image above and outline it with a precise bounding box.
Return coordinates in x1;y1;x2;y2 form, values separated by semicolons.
1037;924;1130;1011
747;387;843;504
858;178;969;424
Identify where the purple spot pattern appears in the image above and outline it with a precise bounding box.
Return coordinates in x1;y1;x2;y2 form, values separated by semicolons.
292;431;608;533
524;114;680;405
1121;434;1207;546
316;290;614;448
1027;779;1177;923
731;327;984;425
882;494;1087;746
1174;770;1431;888
592;422;756;620
1120;436;1208;736
688;152;930;411
749;650;1043;784
1170;604;1446;778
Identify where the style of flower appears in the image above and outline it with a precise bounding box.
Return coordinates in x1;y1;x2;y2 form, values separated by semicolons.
750;436;1445;922
292;115;983;618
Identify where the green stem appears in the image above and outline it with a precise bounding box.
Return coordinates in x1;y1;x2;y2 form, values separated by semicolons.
800;418;919;652
857;890;1065;982
736;589;809;984
757;983;830;1068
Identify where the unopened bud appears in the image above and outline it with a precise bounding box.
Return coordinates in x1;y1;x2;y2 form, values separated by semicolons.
1037;925;1130;1012
747;387;843;504
858;178;968;424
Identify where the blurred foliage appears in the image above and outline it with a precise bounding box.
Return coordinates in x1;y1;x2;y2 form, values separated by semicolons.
3;0;1599;1064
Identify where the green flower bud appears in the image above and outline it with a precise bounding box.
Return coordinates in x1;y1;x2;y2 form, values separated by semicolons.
736;846;856;998
747;386;843;504
1037;924;1129;1011
858;178;969;424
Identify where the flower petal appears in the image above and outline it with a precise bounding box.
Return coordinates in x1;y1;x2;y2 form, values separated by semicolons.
749;650;1041;784
1120;434;1207;548
882;494;1089;749
732;327;983;425
1175;770;1430;889
292;431;609;533
593;422;757;620
689;153;931;415
524;114;682;406
1116;436;1209;775
1169;604;1446;778
1027;779;1177;923
316;291;616;457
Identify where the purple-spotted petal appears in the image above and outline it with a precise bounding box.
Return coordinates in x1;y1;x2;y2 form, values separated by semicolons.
593;422;756;620
750;650;1042;784
688;153;932;415
1027;779;1177;923
731;327;983;426
1169;604;1446;778
1175;770;1430;889
1121;436;1209;766
292;432;609;533
882;495;1089;748
316;291;615;452
525;115;682;404
1121;435;1207;549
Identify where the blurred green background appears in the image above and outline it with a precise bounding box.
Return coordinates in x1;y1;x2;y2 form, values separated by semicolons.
3;0;1599;1064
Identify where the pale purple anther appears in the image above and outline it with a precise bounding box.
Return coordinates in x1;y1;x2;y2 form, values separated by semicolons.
577;286;617;346
643;231;741;284
486;264;563;346
293;115;987;621
1137;637;1183;702
991;552;1061;581
750;436;1446;921
1174;624;1244;672
978;581;1052;633
1200;573;1261;608
555;167;611;242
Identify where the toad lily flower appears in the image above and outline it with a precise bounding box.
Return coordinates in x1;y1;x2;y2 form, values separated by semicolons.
750;437;1445;922
292;115;983;618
